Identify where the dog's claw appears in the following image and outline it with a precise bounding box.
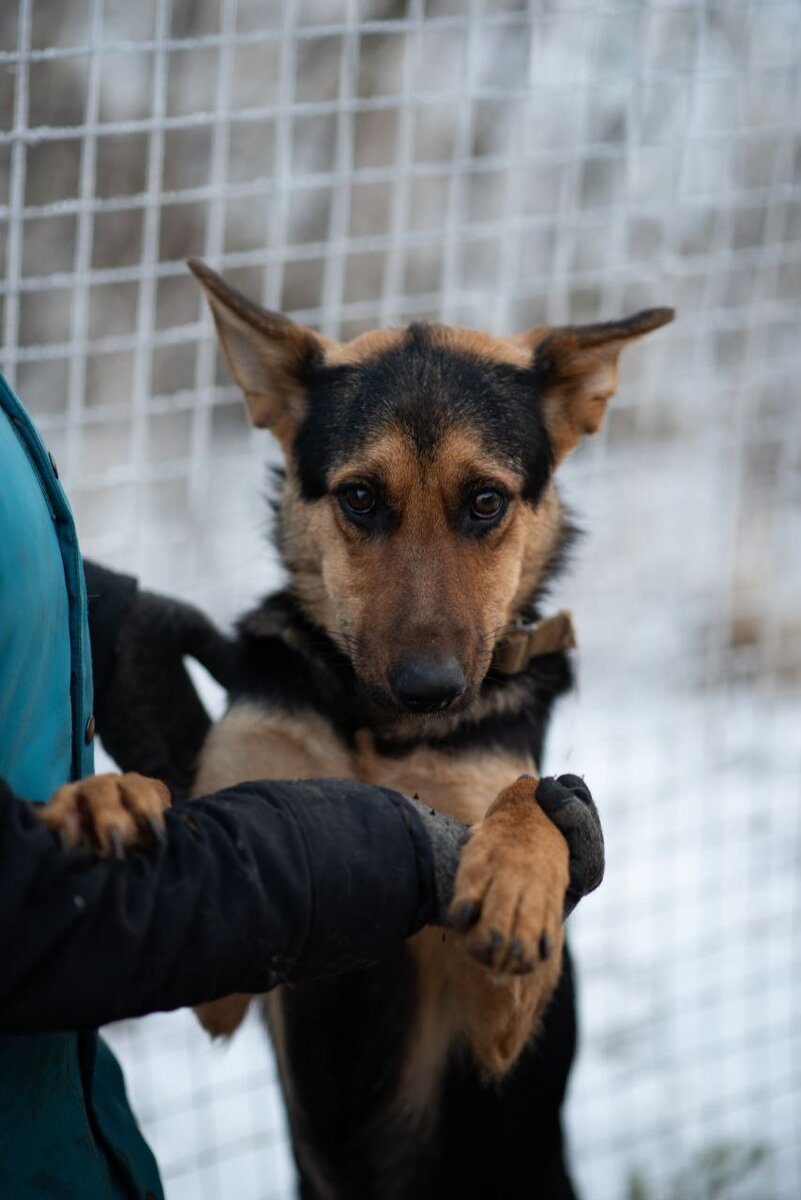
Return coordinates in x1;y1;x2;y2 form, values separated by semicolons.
539;931;552;961
489;929;504;950
146;814;166;844
108;828;126;861
452;899;481;931
468;942;495;967
511;937;524;959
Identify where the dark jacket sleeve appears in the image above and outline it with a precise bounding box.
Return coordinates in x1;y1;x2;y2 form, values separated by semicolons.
0;776;436;1034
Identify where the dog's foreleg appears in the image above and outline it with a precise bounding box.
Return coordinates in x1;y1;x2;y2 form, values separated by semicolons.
446;776;570;1077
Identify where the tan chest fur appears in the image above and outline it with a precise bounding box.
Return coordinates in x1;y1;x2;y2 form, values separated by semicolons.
194;701;534;820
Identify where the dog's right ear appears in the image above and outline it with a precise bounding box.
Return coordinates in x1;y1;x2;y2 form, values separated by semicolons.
188;259;325;444
514;307;674;464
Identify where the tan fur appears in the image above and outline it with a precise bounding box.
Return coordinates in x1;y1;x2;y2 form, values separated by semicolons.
323;327;405;365
355;737;527;826
432;323;534;368
324;323;530;370
193;704;353;797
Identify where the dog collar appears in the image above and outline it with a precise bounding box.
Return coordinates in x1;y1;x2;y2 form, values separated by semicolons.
492;610;576;677
247;595;575;681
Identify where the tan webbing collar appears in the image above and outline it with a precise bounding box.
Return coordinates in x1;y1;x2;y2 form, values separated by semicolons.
492;609;577;677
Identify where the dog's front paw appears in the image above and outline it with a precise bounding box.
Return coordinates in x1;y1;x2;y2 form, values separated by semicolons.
38;771;171;858
447;776;569;975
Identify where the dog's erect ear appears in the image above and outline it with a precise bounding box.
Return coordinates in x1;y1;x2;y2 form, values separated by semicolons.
516;307;674;463
188;258;325;443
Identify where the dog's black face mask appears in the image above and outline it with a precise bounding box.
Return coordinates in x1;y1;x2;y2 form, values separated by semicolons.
294;322;554;507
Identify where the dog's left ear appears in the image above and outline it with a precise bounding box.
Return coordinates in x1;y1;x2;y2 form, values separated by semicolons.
188;258;328;446
516;308;674;463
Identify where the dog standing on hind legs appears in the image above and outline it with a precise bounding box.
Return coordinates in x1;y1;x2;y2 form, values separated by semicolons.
188;258;673;1199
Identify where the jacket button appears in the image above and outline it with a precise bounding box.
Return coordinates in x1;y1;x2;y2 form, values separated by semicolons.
85;714;96;744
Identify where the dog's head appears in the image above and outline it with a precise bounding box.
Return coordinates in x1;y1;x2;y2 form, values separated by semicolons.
190;259;672;718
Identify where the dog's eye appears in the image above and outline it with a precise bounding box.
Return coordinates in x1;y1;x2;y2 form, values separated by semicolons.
341;484;376;517
470;489;505;520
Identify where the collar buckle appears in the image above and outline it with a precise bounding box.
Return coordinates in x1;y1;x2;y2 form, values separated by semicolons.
492;610;577;677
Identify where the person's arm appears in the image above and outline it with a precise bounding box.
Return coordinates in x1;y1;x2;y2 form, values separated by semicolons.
0;770;602;1035
0;775;447;1034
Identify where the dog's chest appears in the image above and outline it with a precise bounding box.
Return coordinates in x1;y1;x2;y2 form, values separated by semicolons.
354;729;535;825
195;700;535;828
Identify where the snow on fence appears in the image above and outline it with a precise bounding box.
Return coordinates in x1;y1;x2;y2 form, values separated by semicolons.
2;1;799;1197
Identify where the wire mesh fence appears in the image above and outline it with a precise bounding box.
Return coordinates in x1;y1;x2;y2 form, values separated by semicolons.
2;0;800;1197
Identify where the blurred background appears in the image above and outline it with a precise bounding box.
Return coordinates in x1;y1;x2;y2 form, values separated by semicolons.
1;1;800;1197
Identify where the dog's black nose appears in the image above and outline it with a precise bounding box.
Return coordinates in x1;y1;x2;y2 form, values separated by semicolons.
389;654;465;713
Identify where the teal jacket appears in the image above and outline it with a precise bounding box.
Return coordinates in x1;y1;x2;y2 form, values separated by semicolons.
0;373;164;1199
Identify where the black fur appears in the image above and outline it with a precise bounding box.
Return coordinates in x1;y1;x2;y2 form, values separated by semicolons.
276;947;577;1200
293;323;554;506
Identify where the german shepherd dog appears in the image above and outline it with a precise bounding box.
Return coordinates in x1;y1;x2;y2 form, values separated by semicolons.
187;264;672;1199
31;252;670;1191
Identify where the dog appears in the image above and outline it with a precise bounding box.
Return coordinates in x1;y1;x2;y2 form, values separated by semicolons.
182;260;672;1199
